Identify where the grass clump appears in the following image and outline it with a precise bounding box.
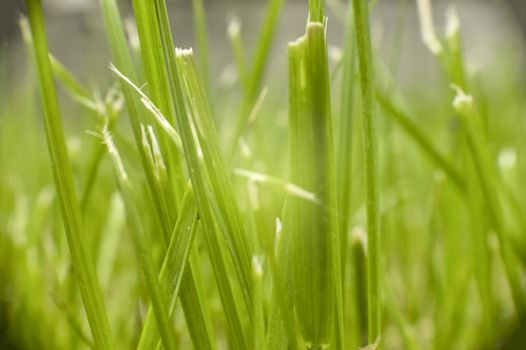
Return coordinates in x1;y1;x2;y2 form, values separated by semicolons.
1;0;526;349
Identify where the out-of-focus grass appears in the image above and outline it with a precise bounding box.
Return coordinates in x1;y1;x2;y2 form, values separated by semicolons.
1;0;526;349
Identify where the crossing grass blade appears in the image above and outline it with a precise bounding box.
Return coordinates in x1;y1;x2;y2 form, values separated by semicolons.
102;126;178;350
137;186;217;350
99;1;216;349
23;0;114;348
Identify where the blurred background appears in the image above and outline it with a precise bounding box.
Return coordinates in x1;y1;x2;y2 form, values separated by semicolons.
1;0;526;95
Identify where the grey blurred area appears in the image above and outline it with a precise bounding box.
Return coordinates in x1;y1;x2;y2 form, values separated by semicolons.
0;0;525;90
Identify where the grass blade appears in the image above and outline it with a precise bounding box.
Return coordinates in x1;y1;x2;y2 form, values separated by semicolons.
352;0;382;342
137;186;216;350
192;0;210;93
23;0;114;348
102;126;177;350
287;19;342;348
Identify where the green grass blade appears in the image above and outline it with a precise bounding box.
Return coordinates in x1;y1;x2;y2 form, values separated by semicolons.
192;0;210;93
287;20;342;348
337;3;361;349
309;0;325;23
24;0;114;348
352;0;382;342
375;90;466;192
453;88;525;314
175;50;254;313
172;49;251;349
99;0;176;248
108;66;218;350
137;186;216;350
102;126;177;350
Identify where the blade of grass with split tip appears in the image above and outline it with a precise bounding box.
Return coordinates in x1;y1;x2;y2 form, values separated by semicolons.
175;49;254;313
138;186;217;350
131;0;186;207
107;68;216;350
24;0;114;348
99;0;168;238
191;0;210;94
173;49;252;349
143;2;254;344
287;20;343;348
352;0;382;342
99;1;214;347
129;1;253;341
102;126;177;350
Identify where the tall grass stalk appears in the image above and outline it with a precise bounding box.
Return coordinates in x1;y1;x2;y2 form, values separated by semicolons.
352;0;382;343
23;0;114;348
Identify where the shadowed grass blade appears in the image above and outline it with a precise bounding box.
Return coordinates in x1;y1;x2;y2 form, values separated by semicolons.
352;0;382;342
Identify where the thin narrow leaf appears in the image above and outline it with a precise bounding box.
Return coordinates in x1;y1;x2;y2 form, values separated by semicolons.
352;0;382;342
24;0;114;348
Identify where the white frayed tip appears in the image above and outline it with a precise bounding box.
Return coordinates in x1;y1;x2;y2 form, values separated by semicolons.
175;47;193;57
446;7;460;39
228;17;241;37
451;84;473;113
252;256;264;276
498;148;517;172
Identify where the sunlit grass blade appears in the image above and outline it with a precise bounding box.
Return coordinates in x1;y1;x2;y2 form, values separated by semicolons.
23;0;114;348
352;0;382;342
172;49;251;349
286;19;342;348
174;49;254;312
